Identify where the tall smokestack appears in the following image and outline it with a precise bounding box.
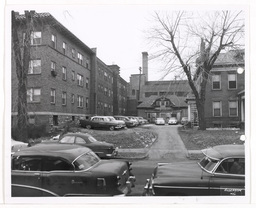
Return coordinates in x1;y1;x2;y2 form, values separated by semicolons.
142;52;148;81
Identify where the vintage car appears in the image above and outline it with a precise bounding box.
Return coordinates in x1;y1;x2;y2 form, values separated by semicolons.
114;116;137;128
144;145;245;196
137;117;148;125
11;139;29;155
180;117;188;125
42;132;118;159
80;116;126;130
168;117;178;125
127;116;140;126
11;144;135;197
155;118;165;125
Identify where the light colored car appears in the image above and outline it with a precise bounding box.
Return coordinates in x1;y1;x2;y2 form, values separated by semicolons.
180;117;188;125
137;117;148;125
168;117;178;125
11;139;28;155
155;118;165;125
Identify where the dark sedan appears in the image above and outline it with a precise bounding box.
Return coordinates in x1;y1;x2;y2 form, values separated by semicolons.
12;144;135;197
43;132;118;159
144;145;245;196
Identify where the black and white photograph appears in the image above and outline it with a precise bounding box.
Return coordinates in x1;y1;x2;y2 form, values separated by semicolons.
2;0;255;207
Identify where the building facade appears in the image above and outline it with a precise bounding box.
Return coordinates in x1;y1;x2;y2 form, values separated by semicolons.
187;50;245;128
11;11;128;130
127;52;191;117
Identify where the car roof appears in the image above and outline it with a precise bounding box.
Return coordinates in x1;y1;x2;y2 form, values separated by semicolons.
63;132;90;137
202;145;244;160
12;143;91;163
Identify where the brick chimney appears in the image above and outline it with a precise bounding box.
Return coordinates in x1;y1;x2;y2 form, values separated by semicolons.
142;52;148;81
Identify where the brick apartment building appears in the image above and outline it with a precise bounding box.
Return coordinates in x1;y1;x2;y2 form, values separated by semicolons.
187;49;245;128
11;11;129;130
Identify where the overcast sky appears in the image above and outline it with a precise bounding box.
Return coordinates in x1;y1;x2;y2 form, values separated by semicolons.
10;4;187;82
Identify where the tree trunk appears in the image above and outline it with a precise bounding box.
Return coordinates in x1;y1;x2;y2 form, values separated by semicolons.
12;11;32;142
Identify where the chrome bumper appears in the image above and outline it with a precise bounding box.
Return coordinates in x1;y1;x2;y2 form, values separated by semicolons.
143;179;154;196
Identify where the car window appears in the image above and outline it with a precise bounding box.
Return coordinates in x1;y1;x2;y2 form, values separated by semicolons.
12;156;42;171
199;156;218;172
42;157;74;171
215;158;245;175
60;136;75;143
88;136;97;143
75;137;86;144
73;151;100;170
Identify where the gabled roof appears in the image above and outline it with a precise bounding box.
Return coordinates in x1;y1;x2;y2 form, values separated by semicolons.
137;95;188;109
214;50;244;66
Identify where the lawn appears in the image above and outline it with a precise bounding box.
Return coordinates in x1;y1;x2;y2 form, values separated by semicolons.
178;127;245;150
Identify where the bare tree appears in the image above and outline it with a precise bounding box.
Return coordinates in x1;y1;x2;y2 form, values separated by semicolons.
148;11;244;130
12;11;34;141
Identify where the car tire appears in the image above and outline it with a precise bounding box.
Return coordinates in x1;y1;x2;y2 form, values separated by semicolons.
109;126;115;131
86;125;91;129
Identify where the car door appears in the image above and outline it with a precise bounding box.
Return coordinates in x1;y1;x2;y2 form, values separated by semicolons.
12;156;44;196
40;156;93;196
209;158;245;195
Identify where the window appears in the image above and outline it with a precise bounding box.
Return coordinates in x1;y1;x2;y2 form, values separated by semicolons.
213;101;222;117
78;52;83;64
72;49;75;58
28;60;41;74
76;137;86;144
27;88;41;102
62;42;66;54
77;74;84;86
62;92;67;106
51;34;56;49
50;89;56;104
212;74;221;90
86;78;89;89
51;61;56;72
71;71;75;81
62;67;67;80
31;31;41;45
228;74;237;89
71;94;75;104
86;97;89;108
132;89;136;96
77;95;84;107
229;101;238;117
215;158;244;175
60;136;75;143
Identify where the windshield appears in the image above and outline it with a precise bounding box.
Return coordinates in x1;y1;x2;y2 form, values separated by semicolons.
199;156;218;172
73;151;100;170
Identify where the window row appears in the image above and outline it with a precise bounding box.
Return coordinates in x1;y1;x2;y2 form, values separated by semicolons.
25;31;91;69
28;59;89;88
98;68;113;83
98;84;113;97
212;74;238;90
27;88;88;108
97;102;113;112
212;101;239;117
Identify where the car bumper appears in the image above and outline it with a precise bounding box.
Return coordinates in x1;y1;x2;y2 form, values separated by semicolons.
143;178;154;196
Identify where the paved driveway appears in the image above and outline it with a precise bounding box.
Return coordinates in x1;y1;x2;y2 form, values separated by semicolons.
146;124;188;162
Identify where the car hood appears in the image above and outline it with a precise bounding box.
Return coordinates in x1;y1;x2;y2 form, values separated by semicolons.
154;161;203;179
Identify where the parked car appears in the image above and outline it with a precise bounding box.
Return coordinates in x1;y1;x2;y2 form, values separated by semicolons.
168;117;178;125
137;117;148;125
11;139;28;155
143;145;245;196
42;132;118;159
180;117;188;125
127;116;140;126
80;116;125;130
155;118;165;125
11;144;136;197
114;116;137;128
106;116;126;129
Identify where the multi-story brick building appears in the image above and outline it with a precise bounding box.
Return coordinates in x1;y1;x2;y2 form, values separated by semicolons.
187;49;245;128
11;11;128;130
